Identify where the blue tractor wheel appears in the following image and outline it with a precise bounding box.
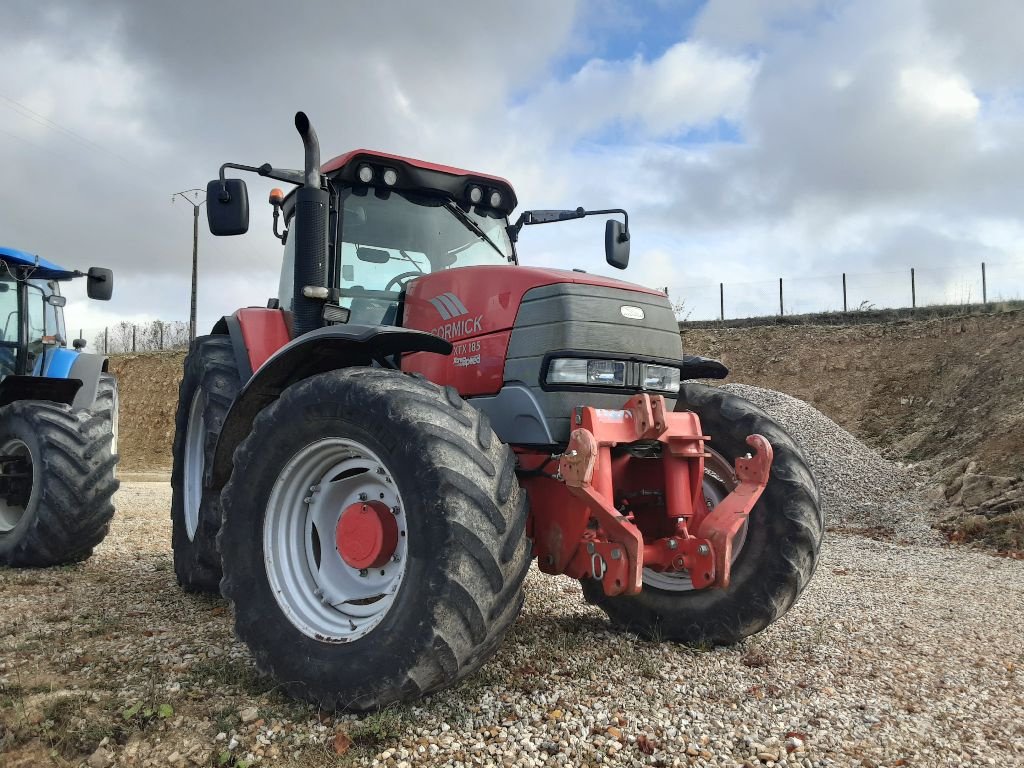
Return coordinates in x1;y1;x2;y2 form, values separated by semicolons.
0;393;119;566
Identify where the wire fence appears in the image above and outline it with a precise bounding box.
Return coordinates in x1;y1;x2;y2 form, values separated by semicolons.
71;259;1024;348
671;259;1024;321
73;321;192;354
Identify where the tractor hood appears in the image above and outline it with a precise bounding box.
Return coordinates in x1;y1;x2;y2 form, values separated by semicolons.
402;265;684;443
403;265;666;341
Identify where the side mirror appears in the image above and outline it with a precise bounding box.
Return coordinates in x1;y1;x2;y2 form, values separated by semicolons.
206;178;250;236
46;294;67;308
86;267;114;301
605;220;630;270
73;338;87;350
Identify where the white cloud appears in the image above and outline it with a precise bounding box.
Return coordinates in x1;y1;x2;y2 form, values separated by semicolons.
513;41;757;143
899;67;979;122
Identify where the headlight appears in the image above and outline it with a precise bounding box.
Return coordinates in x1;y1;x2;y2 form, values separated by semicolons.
642;364;680;392
547;358;626;387
489;190;502;208
382;168;398;186
357;164;374;183
467;185;483;204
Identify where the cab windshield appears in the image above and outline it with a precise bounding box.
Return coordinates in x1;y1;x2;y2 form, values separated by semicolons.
339;188;512;292
278;188;515;324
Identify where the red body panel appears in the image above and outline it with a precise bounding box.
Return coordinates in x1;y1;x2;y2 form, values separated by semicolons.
322;149;513;187
400;266;665;393
234;308;291;372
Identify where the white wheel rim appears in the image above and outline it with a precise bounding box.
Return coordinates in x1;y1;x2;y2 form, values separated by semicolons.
183;389;205;541
263;437;408;643
0;438;33;533
643;448;745;592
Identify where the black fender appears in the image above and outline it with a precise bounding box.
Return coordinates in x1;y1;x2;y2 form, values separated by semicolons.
0;375;81;408
208;324;451;491
680;354;729;380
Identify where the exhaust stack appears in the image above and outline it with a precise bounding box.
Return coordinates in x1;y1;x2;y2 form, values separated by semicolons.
291;111;328;337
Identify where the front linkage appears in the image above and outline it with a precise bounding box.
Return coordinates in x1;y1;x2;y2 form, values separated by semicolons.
522;393;773;596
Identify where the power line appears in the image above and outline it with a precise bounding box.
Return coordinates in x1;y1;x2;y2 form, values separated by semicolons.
0;92;141;171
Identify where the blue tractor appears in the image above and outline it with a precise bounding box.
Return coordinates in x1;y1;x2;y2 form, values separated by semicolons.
0;246;119;567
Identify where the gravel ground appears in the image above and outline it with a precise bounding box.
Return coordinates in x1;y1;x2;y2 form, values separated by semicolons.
721;384;941;544
2;482;1022;768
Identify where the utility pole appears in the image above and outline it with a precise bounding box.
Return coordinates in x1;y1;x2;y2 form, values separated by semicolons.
172;189;207;343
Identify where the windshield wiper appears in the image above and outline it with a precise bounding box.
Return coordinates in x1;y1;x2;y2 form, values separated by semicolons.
444;202;509;262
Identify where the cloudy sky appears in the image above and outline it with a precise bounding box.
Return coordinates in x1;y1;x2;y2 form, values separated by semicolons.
2;0;1023;328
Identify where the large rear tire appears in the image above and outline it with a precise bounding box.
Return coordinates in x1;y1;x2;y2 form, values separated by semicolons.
170;335;240;592
582;383;822;644
0;399;119;566
218;368;531;710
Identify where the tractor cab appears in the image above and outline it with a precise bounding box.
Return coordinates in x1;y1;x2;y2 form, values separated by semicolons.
274;150;518;326
0;247;113;386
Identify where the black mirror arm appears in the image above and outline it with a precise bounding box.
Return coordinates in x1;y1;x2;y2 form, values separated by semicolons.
507;207;628;243
216;162;307;202
586;208;629;241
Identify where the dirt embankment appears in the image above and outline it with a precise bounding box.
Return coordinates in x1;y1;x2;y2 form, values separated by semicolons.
684;310;1024;547
108;351;185;472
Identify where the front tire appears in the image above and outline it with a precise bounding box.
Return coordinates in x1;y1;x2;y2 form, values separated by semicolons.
0;400;119;566
582;383;822;644
218;368;531;710
170;335;240;592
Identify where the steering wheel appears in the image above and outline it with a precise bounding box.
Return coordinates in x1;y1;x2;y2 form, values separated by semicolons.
384;271;423;292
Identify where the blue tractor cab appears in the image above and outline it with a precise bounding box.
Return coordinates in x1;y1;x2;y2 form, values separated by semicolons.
0;246;113;410
0;246;119;567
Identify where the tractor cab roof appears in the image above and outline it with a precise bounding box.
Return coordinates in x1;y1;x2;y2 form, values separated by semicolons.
321;149;518;216
0;246;79;281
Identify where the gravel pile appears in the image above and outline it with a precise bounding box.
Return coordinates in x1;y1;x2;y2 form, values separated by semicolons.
720;384;941;544
3;482;1023;767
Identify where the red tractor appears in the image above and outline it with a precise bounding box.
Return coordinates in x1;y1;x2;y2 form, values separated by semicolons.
172;112;821;710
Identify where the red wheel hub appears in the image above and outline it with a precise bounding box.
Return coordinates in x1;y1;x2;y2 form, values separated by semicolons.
335;500;399;569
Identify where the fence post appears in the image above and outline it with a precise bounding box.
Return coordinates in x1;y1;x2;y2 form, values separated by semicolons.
911;268;916;309
103;327;108;354
719;283;724;321
842;273;847;312
779;277;784;316
159;323;164;350
132;325;136;353
982;262;987;304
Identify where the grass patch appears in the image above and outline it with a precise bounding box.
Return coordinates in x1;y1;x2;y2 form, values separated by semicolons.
943;509;1024;552
636;655;660;680
35;694;127;759
186;658;277;696
348;706;412;747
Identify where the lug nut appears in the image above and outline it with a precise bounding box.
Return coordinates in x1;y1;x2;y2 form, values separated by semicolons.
303;496;311;504
391;505;401;515
359;569;368;577
358;492;368;501
697;544;710;556
667;539;678;550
